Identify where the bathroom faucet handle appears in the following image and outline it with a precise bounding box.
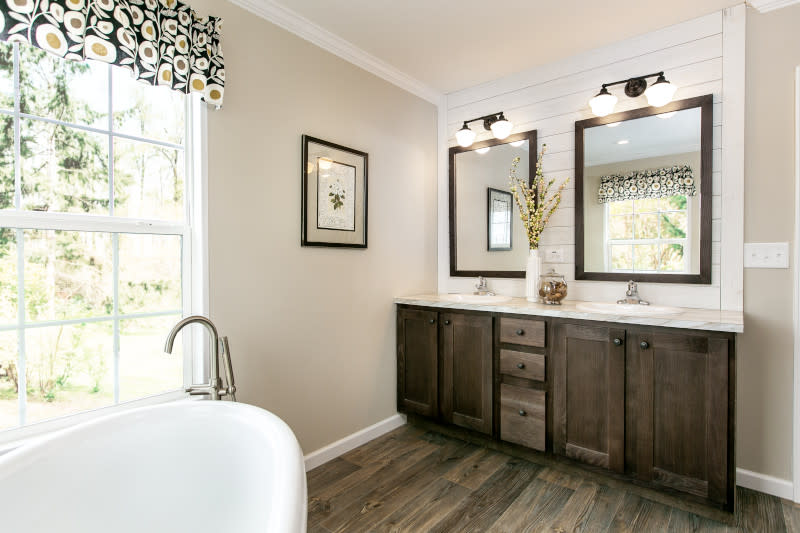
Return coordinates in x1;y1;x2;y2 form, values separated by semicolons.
220;336;237;402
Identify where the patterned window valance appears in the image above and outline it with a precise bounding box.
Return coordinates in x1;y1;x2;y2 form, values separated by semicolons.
0;0;225;106
597;165;696;204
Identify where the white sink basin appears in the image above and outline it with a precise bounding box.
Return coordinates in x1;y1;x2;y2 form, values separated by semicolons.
576;302;683;317
440;293;512;304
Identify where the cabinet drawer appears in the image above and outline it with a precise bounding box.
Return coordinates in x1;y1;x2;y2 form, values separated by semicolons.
500;350;545;382
500;384;545;451
499;317;545;347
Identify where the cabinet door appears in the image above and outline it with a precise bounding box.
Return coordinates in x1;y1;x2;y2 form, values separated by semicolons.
440;312;493;434
631;331;731;506
397;308;438;417
552;322;625;472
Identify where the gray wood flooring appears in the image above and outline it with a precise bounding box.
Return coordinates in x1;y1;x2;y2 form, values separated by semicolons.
306;425;800;532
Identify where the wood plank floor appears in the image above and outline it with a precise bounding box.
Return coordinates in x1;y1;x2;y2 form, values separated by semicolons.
307;425;800;533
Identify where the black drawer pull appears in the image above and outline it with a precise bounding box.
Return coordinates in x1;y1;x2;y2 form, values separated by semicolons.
613;338;623;346
517;362;525;369
516;329;524;336
640;340;650;349
518;410;527;416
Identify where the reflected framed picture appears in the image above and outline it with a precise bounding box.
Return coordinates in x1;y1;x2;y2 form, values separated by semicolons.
301;135;368;248
487;187;512;251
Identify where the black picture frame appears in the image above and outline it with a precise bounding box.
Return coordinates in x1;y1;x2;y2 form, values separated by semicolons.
301;135;368;248
487;187;513;251
574;94;713;284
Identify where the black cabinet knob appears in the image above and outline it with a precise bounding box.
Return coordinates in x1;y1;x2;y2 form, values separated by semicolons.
517;362;525;369
444;320;451;325
613;338;623;346
518;410;527;416
516;329;524;336
640;341;650;349
428;319;435;324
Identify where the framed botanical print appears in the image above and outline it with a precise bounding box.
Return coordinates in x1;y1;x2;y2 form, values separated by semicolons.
487;187;513;251
301;135;368;248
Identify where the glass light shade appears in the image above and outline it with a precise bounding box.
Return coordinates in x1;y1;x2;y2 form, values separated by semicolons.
589;89;617;117
475;147;491;154
490;117;513;140
510;140;525;147
645;76;677;107
456;125;476;147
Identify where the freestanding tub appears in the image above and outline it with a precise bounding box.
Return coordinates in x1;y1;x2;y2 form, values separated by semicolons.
0;401;307;532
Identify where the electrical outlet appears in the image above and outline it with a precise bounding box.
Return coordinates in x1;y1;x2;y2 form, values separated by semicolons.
546;247;564;263
744;242;790;269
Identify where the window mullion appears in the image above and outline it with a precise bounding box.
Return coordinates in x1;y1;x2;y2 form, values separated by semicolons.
112;233;120;404
108;64;114;217
16;228;26;427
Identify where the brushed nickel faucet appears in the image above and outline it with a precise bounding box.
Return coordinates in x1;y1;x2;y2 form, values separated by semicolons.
474;276;495;296
617;280;650;306
164;316;237;401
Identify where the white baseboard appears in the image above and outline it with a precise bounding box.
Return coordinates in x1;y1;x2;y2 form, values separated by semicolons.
303;414;407;471
737;468;794;500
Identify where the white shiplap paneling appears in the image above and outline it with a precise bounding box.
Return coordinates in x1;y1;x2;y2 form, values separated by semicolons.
439;8;745;310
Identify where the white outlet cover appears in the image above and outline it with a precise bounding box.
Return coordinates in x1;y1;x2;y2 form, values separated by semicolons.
546;247;564;263
743;242;790;269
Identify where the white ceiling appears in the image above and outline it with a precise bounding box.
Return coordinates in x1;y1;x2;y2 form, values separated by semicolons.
585;107;702;166
276;0;741;94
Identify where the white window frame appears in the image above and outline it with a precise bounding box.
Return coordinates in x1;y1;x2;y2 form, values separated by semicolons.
604;198;692;274
0;43;208;446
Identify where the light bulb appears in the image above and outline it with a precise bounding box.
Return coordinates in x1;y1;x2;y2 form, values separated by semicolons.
617;140;629;145
510;140;525;147
475;147;490;154
318;158;333;170
657;111;677;119
456;123;476;147
490;114;513;139
606;122;621;128
589;87;617;117
645;74;677;107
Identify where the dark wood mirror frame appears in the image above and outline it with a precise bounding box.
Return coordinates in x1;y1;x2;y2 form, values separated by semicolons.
449;130;537;278
574;94;713;284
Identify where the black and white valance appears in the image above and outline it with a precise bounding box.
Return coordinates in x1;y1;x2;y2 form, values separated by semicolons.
597;165;696;204
0;0;225;105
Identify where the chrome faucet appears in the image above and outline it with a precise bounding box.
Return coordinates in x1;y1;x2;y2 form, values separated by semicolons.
164;316;237;401
474;276;495;296
617;281;650;306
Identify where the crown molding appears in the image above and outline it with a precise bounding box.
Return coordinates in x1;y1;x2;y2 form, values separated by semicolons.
747;0;800;12
225;0;442;104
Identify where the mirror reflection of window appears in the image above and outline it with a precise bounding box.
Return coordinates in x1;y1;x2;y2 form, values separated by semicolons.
582;107;702;276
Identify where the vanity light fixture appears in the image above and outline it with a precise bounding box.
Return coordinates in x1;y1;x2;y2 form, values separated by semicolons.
454;112;514;147
589;71;677;117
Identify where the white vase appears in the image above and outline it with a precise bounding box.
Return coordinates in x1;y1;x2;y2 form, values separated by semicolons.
526;248;541;302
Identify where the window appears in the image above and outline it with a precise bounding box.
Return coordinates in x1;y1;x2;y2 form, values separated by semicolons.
0;41;205;435
605;196;689;273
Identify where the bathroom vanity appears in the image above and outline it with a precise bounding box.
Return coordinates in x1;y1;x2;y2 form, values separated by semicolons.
395;295;742;513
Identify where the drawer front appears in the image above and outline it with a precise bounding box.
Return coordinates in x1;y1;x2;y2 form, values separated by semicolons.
500;384;545;451
500;349;545;382
499;317;545;347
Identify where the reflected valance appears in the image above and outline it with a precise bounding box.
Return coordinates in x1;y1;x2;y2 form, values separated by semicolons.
0;0;224;105
597;165;696;204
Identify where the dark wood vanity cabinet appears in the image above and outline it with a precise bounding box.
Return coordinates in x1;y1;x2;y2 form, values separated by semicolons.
397;308;493;434
626;330;733;506
551;322;626;473
396;304;736;512
396;308;438;417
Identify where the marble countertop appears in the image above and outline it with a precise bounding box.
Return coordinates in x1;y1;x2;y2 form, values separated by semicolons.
394;294;743;333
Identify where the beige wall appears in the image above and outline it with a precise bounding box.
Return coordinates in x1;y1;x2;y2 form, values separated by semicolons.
193;0;438;454
738;4;800;480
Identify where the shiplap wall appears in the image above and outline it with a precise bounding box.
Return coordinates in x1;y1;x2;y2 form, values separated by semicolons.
438;7;745;310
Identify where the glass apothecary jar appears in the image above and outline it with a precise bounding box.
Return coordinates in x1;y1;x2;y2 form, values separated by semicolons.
539;268;568;305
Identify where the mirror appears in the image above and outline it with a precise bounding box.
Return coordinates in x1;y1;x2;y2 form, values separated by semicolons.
449;130;537;277
575;95;712;284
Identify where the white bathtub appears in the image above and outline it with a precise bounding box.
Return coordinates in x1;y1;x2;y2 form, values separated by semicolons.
0;401;307;533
